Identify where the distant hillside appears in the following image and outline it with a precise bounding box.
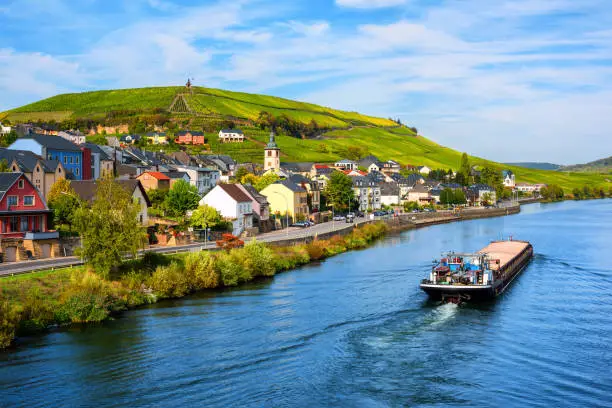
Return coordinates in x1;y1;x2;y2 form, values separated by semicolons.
1;86;609;192
505;162;561;171
559;156;612;173
0;86;397;128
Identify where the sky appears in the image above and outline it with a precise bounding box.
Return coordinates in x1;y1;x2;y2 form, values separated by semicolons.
1;0;611;164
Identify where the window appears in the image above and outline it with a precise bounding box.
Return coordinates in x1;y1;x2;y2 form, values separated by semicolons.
24;196;34;206
7;196;17;207
69;157;73;164
63;157;67;164
267;151;272;157
21;217;28;232
76;156;79;164
48;154;53;160
10;216;18;232
18;180;24;189
75;168;79;176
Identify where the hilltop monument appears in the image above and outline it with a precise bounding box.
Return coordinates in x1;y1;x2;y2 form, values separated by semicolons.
264;129;280;172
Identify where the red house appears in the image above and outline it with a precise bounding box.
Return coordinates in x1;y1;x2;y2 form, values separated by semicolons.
0;173;59;262
175;130;206;145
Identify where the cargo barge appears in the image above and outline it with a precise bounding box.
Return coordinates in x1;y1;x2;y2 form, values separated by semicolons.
420;239;533;302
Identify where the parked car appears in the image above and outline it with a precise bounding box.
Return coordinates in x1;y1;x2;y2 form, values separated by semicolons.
346;213;355;223
333;214;346;221
373;211;387;217
355;211;365;218
291;221;310;228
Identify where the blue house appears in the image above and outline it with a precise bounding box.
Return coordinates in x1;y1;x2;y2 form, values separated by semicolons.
9;134;84;180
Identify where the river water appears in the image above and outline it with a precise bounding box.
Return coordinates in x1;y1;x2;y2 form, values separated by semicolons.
1;200;611;407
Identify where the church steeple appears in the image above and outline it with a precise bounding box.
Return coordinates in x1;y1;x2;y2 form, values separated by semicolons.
264;128;280;172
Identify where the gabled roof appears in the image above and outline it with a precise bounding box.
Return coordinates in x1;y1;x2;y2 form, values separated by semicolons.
502;170;514;177
219;128;244;134
335;158;356;164
280;162;313;172
380;182;400;195
0;173;23;202
18;134;82;152
163;171;190;180
271;179;306;193
176;130;204;136
410;184;430;193
139;171;170;181
288;173;310;185
240;184;268;205
469;183;495;192
71;179;151;206
218;183;252;203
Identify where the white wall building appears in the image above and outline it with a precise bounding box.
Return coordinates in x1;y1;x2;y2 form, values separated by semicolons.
58;130;86;145
0;123;11;135
418;166;431;175
200;184;253;236
502;170;516;188
218;129;245;143
175;165;220;195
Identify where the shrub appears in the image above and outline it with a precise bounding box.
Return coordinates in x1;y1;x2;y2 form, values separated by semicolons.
58;271;127;323
242;240;276;277
0;300;21;349
305;240;327;260
184;251;219;289
215;251;252;286
20;287;57;332
216;233;244;251
148;262;190;298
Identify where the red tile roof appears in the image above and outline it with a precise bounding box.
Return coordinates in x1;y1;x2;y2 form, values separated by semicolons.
141;171;170;180
314;164;330;169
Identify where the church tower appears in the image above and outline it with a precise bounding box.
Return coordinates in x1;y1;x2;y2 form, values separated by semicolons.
264;129;280;172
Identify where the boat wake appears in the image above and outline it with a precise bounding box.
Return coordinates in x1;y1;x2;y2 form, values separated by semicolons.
426;303;459;328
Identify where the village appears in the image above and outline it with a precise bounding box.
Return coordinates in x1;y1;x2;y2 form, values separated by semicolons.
0;120;545;264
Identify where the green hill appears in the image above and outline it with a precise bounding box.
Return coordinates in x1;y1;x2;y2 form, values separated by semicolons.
559;156;612;173
505;162;561;171
1;86;609;193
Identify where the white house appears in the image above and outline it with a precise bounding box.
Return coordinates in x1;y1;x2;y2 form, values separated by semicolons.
174;165;220;195
418;166;431;175
515;183;546;193
58;130;86;145
0;123;11;135
502;170;516;188
200;184;253;236
468;184;497;206
218;128;245;143
334;159;357;171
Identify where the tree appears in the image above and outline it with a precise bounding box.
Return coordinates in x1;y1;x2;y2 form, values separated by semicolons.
0;130;18;147
241;173;259;186
164;179;200;217
216;233;244;251
48;185;82;230
72;178;147;277
453;189;466;204
481;192;493;206
190;205;223;229
0;159;9;172
323;171;355;211
234;167;248;183
440;188;454;205
459;153;471;185
254;172;279;191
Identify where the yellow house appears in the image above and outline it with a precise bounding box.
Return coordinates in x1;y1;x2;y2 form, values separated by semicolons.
144;132;168;145
260;180;309;219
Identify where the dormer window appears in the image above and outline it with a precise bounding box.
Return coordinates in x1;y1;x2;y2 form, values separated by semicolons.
18;180;24;189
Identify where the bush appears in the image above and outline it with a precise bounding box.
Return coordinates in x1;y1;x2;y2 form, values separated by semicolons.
0;300;21;349
20;287;57;332
58;271;127;323
184;251;219;289
242;240;276;277
215;251;252;286
148;262;190;298
305;240;327;261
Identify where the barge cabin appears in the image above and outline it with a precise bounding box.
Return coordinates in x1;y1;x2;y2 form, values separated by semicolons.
420;239;533;302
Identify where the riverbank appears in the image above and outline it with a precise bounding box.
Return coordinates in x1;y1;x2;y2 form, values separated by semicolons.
0;223;389;349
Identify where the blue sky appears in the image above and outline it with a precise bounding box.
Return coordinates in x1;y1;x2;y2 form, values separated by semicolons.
1;0;611;164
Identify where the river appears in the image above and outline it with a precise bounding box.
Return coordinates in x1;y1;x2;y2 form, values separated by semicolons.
1;200;611;407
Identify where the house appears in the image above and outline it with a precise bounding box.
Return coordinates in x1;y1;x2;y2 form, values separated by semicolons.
119;134;141;145
58;130;86;145
467;184;497;206
9;134;84;180
144;132;168;145
351;175;382;211
342;169;368;177
381;160;401;175
83;143;113;179
137;171;171;191
418;166;431;175
167;151;195;166
1;149;68;198
280;162;313;177
218;128;245;143
264;131;281;173
289;173;321;212
200;184;253;236
502;170;516;188
358;155;383;173
0;123;11;135
310;164;332;178
334;159;357;171
260;179;309;220
174;165;220;195
515;183;547;193
380;182;400;206
198;154;236;183
175;130;206;145
163;171;191;188
407;184;433;205
0;173;60;261
237;184;271;231
71;179;151;225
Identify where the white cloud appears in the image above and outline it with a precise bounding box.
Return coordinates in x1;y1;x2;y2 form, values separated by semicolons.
336;0;409;9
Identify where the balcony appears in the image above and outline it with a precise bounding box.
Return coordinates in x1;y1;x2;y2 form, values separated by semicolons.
24;231;60;240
